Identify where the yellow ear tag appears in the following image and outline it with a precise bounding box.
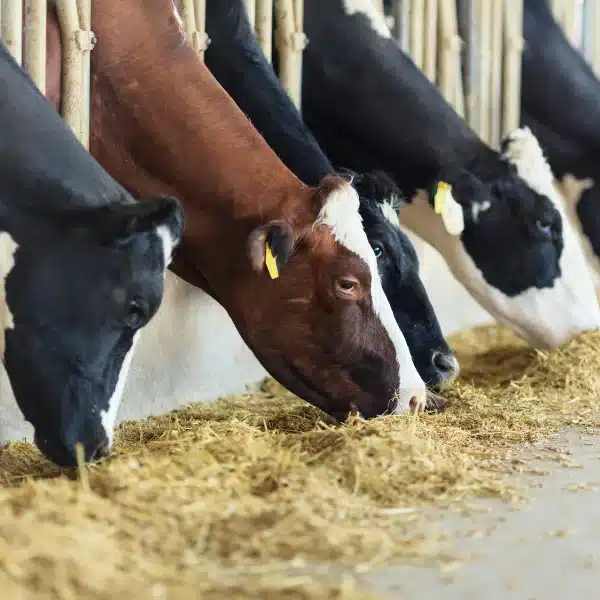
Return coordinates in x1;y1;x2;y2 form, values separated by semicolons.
265;241;279;279
434;182;465;236
434;181;451;215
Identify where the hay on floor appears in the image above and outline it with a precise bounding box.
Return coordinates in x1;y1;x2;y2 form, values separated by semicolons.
0;325;599;599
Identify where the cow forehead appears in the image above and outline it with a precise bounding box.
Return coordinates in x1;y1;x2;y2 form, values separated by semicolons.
315;183;377;271
501;127;557;206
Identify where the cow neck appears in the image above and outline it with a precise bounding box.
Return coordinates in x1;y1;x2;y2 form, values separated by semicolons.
87;2;310;226
301;14;486;193
521;0;600;152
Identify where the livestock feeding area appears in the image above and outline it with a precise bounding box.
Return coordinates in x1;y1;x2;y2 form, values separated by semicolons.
3;0;600;599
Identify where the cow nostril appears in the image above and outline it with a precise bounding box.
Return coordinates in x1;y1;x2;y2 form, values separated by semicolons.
432;351;460;378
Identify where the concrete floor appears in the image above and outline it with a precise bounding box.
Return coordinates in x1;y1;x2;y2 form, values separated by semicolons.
359;429;600;599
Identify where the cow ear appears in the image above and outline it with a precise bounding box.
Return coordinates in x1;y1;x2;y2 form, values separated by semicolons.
101;196;184;246
247;220;295;279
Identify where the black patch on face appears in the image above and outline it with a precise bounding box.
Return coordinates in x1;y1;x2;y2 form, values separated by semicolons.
454;169;564;296
351;172;457;391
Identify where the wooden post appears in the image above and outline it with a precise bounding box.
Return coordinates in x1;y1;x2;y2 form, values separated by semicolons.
2;0;23;65
23;0;47;94
255;0;274;63
275;0;306;111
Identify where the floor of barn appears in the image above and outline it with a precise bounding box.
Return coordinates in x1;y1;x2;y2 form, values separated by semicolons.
350;429;600;599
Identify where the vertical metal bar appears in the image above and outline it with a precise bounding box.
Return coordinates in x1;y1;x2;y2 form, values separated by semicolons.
245;0;256;29
2;0;23;65
256;0;274;63
23;0;47;94
55;0;84;142
488;0;503;147
409;0;425;69
501;0;523;137
76;0;92;149
423;0;438;82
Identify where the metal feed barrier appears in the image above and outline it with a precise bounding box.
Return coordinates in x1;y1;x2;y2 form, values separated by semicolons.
0;0;94;149
175;0;306;111
385;0;524;150
1;1;599;150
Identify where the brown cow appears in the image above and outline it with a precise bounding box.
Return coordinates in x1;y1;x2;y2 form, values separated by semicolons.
44;0;427;425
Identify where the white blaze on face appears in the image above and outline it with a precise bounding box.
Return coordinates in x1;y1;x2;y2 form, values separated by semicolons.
101;225;178;445
316;183;427;412
342;0;393;39
0;232;17;361
400;128;600;348
101;331;140;445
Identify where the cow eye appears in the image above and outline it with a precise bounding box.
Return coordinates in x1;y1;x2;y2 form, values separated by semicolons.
535;218;553;238
373;245;384;259
335;275;361;299
124;299;147;329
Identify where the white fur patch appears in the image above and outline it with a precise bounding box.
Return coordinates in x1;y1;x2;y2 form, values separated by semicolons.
156;224;176;269
342;0;392;39
0;233;17;361
471;200;491;223
381;200;401;228
316;183;427;411
501;127;556;192
101;331;140;445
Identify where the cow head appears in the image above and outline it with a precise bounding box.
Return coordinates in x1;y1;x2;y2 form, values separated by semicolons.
342;169;459;392
4;195;184;467
401;127;600;348
242;175;427;421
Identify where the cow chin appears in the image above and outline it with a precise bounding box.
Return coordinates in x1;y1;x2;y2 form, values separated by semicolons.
242;337;397;422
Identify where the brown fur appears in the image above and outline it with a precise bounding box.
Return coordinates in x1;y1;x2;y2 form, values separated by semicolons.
44;0;404;418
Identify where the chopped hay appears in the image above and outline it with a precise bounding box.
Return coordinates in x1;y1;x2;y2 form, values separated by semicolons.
0;325;599;599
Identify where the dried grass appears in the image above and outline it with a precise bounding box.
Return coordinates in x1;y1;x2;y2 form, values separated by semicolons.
0;325;599;599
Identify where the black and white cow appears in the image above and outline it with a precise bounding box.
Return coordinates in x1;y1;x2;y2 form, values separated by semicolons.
0;41;183;466
520;0;600;285
204;0;458;392
298;0;600;348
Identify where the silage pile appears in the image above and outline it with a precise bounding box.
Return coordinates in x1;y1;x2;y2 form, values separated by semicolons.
0;325;599;599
